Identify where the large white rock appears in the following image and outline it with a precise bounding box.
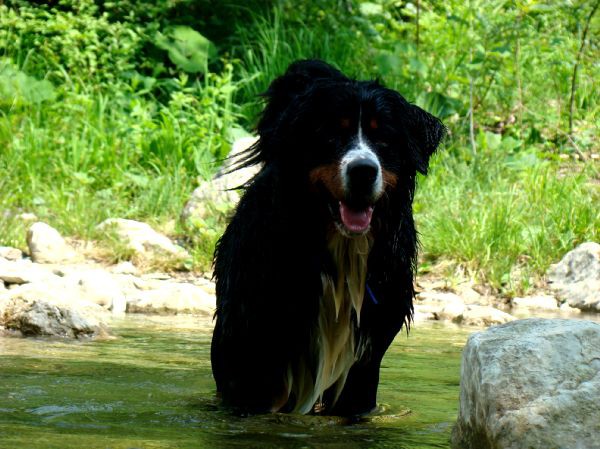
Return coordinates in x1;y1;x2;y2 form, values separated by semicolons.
547;242;600;312
97;218;190;261
452;318;600;449
26;222;79;264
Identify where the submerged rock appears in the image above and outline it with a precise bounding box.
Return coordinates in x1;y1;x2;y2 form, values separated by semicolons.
452;318;600;449
27;222;79;264
547;242;600;312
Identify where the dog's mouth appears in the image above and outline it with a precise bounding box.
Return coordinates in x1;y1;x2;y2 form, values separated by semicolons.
339;202;373;234
328;200;374;236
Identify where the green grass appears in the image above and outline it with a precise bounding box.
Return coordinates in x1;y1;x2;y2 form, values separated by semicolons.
416;143;599;294
234;8;372;122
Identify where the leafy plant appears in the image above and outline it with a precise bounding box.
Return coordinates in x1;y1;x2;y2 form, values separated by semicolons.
155;26;217;74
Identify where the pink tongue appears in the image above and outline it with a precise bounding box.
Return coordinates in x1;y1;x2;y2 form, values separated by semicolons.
339;202;374;233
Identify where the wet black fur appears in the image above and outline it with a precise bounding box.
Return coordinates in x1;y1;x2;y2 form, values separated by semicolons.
211;60;445;416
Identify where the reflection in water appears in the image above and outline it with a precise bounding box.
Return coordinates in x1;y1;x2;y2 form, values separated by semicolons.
0;315;470;449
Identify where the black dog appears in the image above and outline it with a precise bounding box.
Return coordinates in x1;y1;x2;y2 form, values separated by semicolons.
211;60;444;416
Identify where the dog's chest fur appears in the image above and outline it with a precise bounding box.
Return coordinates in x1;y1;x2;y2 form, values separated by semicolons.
287;233;372;413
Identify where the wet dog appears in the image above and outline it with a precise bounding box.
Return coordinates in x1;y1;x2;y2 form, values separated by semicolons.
211;60;444;415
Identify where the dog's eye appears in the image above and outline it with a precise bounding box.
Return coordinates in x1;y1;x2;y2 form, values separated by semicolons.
340;118;350;129
369;118;378;129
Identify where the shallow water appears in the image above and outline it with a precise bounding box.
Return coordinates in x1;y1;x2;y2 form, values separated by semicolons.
0;316;471;449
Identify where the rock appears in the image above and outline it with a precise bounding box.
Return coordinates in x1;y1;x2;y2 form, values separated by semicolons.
415;291;464;315
111;261;138;275
0;294;108;339
559;301;581;313
452;318;600;449
547;242;600;312
548;242;600;284
180;136;260;227
0;280;5;291
0;258;59;285
435;303;515;327
453;284;489;305
26;222;79;263
98;218;190;261
125;282;215;315
18;212;38;222
70;269;128;315
0;246;23;261
511;295;558;310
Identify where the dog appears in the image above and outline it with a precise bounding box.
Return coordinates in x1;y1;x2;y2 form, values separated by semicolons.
211;60;444;416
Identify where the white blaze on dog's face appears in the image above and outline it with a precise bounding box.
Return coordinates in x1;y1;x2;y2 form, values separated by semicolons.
337;116;384;235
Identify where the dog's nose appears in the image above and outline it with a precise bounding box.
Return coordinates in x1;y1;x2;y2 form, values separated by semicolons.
347;158;380;194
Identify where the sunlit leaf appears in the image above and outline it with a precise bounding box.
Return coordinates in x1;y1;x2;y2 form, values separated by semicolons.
155;26;216;74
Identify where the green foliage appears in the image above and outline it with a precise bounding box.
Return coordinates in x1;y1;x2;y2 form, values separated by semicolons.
0;59;56;107
0;3;142;85
155;26;217;74
0;0;598;289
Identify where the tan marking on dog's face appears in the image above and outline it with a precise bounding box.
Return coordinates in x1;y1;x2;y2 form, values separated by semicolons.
309;163;344;200
382;169;398;189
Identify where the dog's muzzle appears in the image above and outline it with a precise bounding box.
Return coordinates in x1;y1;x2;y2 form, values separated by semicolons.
337;148;383;234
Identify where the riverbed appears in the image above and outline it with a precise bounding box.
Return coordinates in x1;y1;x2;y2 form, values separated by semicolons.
0;316;471;449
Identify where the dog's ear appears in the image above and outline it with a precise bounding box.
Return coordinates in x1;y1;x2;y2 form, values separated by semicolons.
247;60;346;165
385;90;446;175
405;103;446;174
262;59;345;109
258;59;345;134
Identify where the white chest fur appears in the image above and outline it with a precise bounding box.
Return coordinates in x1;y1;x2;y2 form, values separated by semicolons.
288;233;372;414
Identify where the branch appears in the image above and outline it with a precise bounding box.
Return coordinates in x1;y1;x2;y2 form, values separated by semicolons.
568;0;599;136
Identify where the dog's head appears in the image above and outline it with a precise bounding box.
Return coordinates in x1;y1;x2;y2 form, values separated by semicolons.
248;59;445;236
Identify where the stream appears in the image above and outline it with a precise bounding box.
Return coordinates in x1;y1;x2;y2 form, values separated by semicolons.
1;315;471;449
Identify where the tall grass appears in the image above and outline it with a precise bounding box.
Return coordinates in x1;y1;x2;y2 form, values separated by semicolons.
416;143;600;293
234;9;372;122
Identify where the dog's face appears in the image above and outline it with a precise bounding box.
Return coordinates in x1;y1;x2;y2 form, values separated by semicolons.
253;60;445;236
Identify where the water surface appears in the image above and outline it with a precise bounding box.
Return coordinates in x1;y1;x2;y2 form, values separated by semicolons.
0;316;470;449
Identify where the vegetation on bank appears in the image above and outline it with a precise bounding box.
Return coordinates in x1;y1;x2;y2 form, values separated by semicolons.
0;0;598;295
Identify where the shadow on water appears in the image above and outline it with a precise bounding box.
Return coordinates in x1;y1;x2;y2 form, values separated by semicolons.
0;315;470;449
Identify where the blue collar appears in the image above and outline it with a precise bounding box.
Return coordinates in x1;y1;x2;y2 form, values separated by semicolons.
366;283;378;305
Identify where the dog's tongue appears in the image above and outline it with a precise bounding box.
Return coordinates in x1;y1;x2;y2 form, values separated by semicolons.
339;202;373;233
